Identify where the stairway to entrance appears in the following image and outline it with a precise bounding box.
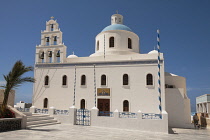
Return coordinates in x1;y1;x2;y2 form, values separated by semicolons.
26;114;60;128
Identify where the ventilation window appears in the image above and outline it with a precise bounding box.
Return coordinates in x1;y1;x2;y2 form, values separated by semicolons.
81;75;86;85
62;75;67;86
97;41;99;51
128;38;132;49
45;76;49;85
123;74;129;85
109;37;114;48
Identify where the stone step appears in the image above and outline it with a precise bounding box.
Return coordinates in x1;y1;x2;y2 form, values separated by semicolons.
27;116;54;122
28;114;50;118
27;119;58;126
23;112;32;116
27;122;61;129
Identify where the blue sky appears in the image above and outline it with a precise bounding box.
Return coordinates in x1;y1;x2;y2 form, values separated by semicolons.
0;0;210;111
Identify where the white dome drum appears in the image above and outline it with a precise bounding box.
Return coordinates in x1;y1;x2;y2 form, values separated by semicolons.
90;14;140;57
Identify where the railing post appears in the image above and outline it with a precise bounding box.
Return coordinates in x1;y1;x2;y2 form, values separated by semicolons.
30;106;36;113
49;106;55;116
137;110;142;119
21;115;27;129
14;105;19;110
69;106;77;125
114;109;119;118
91;107;99;126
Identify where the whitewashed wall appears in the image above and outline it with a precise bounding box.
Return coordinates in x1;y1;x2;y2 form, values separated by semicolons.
33;59;165;114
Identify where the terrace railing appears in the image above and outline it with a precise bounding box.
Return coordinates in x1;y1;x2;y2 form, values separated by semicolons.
119;112;137;118
98;111;114;117
54;109;69;115
142;113;162;119
35;108;49;114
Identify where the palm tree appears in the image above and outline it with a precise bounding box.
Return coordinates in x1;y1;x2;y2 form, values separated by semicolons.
0;60;35;117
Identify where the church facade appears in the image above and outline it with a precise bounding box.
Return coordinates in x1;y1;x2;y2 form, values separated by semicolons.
32;14;192;129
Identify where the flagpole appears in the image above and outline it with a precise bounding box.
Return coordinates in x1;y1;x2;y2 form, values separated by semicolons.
73;65;76;106
104;34;105;59
157;29;162;116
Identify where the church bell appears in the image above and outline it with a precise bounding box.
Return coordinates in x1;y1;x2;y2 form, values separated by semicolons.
54;36;57;41
48;51;52;57
46;37;49;42
39;52;44;59
56;50;60;57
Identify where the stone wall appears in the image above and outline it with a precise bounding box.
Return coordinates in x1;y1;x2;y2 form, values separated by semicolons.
0;89;15;107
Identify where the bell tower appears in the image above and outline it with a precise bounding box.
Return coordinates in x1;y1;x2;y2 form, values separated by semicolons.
35;17;67;64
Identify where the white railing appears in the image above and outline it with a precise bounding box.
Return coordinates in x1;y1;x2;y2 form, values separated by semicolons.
35;108;49;114
119;112;137;118
142;113;162;119
54;109;69;115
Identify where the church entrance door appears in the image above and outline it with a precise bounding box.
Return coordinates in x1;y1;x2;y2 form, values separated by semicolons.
97;99;110;116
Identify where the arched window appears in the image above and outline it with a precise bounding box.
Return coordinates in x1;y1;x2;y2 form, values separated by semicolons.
123;74;129;85
101;75;106;85
123;100;129;112
146;74;153;85
45;76;49;85
109;37;114;48
128;38;132;49
44;98;48;108
80;99;85;109
62;75;67;86
81;75;86;85
97;41;99;51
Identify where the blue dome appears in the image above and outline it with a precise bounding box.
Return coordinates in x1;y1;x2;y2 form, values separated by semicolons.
101;24;132;32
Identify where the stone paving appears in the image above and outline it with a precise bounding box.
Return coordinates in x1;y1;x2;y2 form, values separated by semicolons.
0;124;210;140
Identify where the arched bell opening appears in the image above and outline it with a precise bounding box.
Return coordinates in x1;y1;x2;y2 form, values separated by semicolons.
39;50;44;63
53;36;57;45
55;50;60;63
50;24;54;31
46;49;53;63
45;36;50;46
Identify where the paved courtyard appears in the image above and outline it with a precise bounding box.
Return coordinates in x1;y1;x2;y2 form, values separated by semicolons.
0;124;210;140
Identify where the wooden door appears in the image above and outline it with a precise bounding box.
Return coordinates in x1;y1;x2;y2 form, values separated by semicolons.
97;99;110;116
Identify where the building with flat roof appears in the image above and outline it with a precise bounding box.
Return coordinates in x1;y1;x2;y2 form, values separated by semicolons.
196;94;210;113
32;14;192;131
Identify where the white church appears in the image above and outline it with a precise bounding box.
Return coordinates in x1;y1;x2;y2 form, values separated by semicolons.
32;13;192;131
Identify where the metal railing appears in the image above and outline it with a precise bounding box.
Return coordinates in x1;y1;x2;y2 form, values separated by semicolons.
142;113;162;119
119;112;137;118
16;108;30;112
54;109;69;115
98;111;113;117
35;108;49;114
